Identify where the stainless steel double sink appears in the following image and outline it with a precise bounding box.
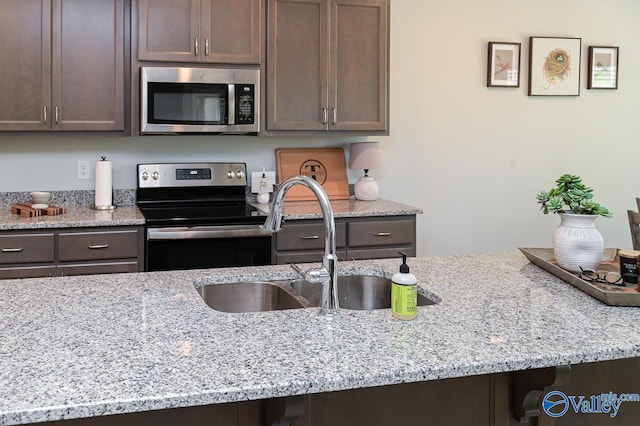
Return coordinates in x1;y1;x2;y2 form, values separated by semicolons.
197;275;436;313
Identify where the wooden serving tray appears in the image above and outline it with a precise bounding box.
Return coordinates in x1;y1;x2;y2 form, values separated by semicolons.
276;148;350;201
519;247;640;307
11;203;67;217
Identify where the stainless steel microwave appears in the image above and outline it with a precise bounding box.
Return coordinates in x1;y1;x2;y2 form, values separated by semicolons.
140;67;259;135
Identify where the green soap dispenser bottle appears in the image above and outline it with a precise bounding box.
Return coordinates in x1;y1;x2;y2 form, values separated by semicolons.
391;251;417;320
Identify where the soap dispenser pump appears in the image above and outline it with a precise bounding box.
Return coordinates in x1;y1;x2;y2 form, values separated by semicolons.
391;251;417;320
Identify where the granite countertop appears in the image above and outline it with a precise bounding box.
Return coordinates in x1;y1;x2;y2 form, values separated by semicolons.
0;206;145;230
0;198;420;231
2;252;640;425
251;197;423;219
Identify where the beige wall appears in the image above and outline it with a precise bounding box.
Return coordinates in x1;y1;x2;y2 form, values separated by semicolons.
381;0;640;255
1;0;639;256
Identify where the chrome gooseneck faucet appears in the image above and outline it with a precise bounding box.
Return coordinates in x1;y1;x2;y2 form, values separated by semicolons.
263;175;339;315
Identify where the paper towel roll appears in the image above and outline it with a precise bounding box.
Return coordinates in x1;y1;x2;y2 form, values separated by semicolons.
95;158;113;207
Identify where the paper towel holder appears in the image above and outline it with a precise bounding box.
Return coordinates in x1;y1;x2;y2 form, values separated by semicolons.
92;156;117;211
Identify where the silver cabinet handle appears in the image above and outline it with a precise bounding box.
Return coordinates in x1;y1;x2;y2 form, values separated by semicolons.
88;244;109;249
321;108;328;124
373;232;391;237
331;108;336;125
54;106;59;124
194;37;199;56
299;235;320;240
1;248;24;253
205;38;209;56
43;106;47;125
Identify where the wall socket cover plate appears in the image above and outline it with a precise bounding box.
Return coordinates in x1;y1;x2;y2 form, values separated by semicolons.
77;160;90;180
251;171;276;193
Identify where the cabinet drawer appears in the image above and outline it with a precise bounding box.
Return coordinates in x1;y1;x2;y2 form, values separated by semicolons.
58;261;140;276
276;222;346;251
58;230;140;262
348;219;415;248
0;265;56;280
0;234;55;264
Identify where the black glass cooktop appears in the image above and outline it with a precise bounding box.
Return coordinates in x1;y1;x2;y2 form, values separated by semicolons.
139;203;265;227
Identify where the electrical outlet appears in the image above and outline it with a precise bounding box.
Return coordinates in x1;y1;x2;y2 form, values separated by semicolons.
251;171;276;193
77;161;90;180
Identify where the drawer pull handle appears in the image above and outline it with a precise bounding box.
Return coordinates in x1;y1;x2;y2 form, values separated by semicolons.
88;244;109;249
1;248;24;253
373;232;391;237
299;235;320;240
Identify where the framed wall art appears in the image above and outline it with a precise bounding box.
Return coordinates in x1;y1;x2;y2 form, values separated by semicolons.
528;36;581;96
587;46;619;89
487;42;521;87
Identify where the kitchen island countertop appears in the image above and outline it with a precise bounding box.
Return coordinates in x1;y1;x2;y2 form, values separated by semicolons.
2;252;640;425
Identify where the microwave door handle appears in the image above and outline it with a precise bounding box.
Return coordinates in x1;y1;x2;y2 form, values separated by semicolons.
227;84;235;125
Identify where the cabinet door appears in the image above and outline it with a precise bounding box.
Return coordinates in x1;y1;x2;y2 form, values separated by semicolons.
52;0;125;131
0;266;56;280
329;0;388;131
58;261;140;276
202;0;262;64
266;0;328;130
0;0;51;131
138;0;200;62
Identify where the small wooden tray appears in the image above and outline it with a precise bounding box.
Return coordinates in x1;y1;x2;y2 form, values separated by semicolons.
11;203;67;217
519;247;640;307
276;148;350;201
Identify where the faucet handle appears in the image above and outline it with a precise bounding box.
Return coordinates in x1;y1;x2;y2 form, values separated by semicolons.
290;263;330;284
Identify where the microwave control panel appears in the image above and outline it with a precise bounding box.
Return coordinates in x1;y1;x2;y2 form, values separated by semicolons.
235;84;255;124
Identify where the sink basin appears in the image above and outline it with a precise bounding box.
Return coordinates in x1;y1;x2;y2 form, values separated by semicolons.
198;282;305;313
288;275;436;310
197;275;436;313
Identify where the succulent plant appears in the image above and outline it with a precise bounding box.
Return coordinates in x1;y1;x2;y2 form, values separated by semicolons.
536;174;612;218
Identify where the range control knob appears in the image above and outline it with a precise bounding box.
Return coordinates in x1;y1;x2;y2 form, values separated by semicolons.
141;171;149;180
227;170;236;179
152;171;159;180
236;170;245;179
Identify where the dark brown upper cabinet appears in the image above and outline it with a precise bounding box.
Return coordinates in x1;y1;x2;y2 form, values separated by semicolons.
266;0;389;133
0;0;125;132
137;0;262;64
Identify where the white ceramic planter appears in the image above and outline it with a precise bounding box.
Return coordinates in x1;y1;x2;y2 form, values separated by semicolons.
553;213;604;273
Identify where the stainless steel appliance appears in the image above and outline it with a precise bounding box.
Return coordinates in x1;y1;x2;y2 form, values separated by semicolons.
136;162;271;271
140;67;259;135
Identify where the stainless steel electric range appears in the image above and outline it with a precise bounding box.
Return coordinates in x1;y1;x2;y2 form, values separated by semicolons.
136;162;271;272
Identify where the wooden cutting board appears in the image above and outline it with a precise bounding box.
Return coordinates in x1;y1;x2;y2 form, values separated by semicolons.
11;203;67;217
276;148;350;201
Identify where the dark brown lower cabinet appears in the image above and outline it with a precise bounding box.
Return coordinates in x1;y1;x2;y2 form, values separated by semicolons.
35;357;640;426
273;215;417;264
0;226;143;279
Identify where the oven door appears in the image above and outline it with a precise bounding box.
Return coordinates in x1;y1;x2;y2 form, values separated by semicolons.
145;225;272;272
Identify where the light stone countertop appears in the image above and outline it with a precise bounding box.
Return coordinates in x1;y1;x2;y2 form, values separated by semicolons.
0;206;145;230
0;198;420;231
250;197;423;219
2;252;640;425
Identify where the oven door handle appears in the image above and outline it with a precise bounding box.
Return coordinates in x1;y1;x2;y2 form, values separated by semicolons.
147;225;272;240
